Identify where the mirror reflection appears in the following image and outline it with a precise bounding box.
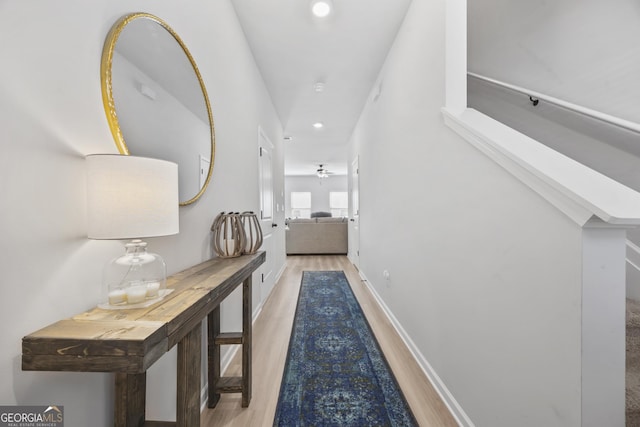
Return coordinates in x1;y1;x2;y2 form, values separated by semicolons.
101;13;215;205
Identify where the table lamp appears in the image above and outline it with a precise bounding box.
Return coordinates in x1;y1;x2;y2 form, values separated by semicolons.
86;154;179;309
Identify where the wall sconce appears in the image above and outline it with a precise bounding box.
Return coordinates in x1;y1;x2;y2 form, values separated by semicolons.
86;154;179;309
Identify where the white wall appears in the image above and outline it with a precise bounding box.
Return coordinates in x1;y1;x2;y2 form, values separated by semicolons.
467;0;640;194
349;0;590;425
467;0;640;302
0;1;284;426
467;0;640;124
284;175;348;218
468;78;640;242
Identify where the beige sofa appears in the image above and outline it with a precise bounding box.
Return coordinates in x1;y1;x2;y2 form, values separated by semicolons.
285;217;348;254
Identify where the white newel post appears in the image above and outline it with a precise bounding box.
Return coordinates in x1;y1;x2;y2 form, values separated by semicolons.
581;220;628;427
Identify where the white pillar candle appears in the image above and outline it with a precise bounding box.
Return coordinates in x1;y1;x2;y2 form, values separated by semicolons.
146;281;161;298
126;285;148;304
108;289;126;305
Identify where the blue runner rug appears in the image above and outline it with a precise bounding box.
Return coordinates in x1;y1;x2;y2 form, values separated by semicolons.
273;270;418;426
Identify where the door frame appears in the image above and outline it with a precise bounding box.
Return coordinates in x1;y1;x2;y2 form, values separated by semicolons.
349;155;360;269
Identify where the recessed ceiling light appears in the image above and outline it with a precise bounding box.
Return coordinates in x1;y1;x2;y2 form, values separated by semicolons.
313;122;324;129
314;82;325;93
311;0;332;18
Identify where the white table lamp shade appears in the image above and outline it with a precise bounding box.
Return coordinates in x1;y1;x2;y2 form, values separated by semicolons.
86;154;179;239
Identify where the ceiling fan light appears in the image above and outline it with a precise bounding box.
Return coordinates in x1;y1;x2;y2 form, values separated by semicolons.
311;0;332;18
316;164;330;178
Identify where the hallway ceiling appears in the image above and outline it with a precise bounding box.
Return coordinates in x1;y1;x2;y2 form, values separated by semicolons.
231;0;412;176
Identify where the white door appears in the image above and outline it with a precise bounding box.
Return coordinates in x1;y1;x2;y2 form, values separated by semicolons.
199;155;210;190
349;156;360;269
258;127;275;302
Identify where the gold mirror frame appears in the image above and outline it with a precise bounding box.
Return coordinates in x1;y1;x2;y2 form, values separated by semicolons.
100;12;215;206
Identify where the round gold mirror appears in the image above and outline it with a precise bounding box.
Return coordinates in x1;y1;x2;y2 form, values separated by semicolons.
101;13;215;206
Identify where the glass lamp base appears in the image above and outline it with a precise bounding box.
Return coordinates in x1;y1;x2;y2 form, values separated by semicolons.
102;239;169;309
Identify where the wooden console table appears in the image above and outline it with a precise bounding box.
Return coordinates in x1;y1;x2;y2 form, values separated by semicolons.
22;252;265;427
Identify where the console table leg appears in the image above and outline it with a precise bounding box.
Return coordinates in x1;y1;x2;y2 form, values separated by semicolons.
114;372;146;427
242;275;252;408
177;323;201;427
207;307;221;408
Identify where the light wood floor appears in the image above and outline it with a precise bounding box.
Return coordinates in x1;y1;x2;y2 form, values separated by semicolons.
201;255;458;426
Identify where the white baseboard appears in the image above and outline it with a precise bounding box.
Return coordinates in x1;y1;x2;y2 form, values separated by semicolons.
275;262;287;284
357;269;473;427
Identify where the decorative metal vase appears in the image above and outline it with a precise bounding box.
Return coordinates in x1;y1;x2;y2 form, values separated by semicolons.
240;211;263;254
211;212;245;258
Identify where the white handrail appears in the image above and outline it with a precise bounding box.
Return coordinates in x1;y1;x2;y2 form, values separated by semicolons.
468;72;640;135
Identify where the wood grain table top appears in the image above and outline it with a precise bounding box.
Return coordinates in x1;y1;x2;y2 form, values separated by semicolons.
22;252;265;374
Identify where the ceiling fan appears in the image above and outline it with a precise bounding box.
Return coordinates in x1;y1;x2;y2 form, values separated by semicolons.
316;164;333;178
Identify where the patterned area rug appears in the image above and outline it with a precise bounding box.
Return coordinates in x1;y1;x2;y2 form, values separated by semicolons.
274;270;418;426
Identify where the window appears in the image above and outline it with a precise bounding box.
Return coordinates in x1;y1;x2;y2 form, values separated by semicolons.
330;192;348;217
291;192;311;218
